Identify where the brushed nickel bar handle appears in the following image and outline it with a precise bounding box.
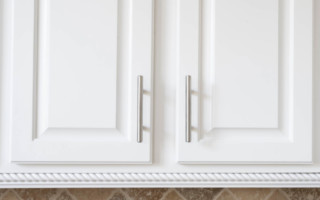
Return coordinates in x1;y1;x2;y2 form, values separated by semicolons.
185;75;191;143
137;75;143;143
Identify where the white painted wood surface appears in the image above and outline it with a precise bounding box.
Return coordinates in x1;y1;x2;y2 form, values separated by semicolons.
0;0;318;187
177;0;313;163
11;0;154;163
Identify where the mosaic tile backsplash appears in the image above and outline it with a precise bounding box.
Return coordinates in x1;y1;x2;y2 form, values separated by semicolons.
0;188;318;200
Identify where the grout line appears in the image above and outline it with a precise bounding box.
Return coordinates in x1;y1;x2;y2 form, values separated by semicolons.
109;189;134;200
224;188;239;200
264;188;276;200
119;189;134;200
174;189;188;200
62;189;77;200
54;188;67;200
265;189;278;200
10;189;23;200
159;188;173;200
51;189;63;200
107;189;122;200
1;190;10;200
213;188;227;200
65;189;79;200
278;189;291;200
0;190;9;200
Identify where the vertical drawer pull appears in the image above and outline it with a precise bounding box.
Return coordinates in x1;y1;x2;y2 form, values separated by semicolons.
185;75;191;143
137;75;143;143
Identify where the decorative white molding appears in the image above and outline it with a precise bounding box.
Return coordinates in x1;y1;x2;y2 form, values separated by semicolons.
1;172;320;187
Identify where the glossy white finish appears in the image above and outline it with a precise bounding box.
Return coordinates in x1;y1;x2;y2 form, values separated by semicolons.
11;0;154;163
177;0;313;163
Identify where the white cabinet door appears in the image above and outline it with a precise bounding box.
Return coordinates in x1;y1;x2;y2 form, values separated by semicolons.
177;0;313;163
11;0;153;164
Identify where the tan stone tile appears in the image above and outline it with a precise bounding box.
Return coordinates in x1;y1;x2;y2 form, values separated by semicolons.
2;191;20;200
122;188;167;200
216;190;236;200
162;190;184;200
109;192;127;200
56;191;74;200
267;190;288;200
68;188;114;200
282;188;320;200
14;189;58;200
176;188;222;200
0;190;7;199
229;188;272;200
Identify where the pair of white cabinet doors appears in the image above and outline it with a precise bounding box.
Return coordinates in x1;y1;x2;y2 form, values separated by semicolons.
11;0;313;165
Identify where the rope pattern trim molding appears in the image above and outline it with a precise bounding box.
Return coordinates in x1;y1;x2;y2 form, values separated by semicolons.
0;172;320;183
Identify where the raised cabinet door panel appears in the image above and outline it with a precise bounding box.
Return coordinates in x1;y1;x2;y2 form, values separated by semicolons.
11;0;153;163
177;0;313;163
